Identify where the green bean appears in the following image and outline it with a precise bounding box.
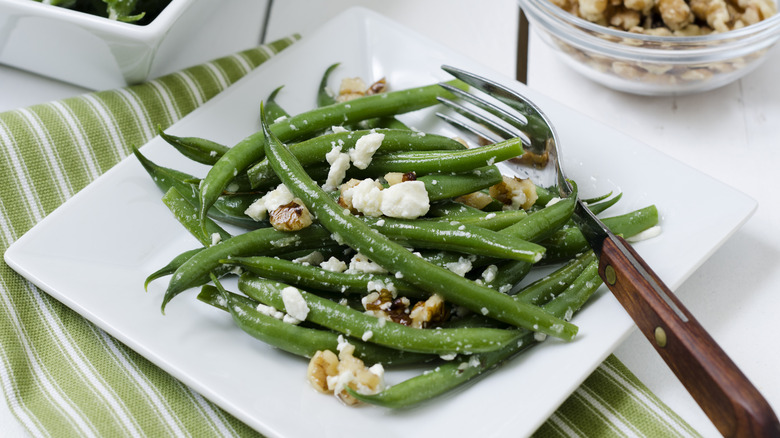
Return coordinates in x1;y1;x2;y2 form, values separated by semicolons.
161;187;231;245
500;188;577;242
416;166;503;202
484;193;578;288
347;258;603;408
246;129;466;190
260;107;577;340
541;205;658;263
200;280;430;366
361;216;545;263
198;80;469;234
263;85;289;122
161;224;335;312
239;274;521;354
423;209;528;231
350;138;523;176
317;63;340;107
157;126;229;166
221;256;424;298
426;200;485;217
133;147;263;230
584;192;622;215
144;247;204;291
513;250;596;304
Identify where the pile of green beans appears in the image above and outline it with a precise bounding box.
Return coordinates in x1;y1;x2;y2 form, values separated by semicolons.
139;68;661;408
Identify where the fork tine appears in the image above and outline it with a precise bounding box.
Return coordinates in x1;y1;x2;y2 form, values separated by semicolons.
434;110;505;144
436;96;529;146
441;65;554;154
439;83;529;132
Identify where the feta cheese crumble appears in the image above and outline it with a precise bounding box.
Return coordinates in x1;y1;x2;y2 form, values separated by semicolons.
349;131;384;169
281;286;309;322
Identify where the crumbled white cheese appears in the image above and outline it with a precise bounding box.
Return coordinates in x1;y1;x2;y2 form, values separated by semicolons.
347;253;388;274
323;145;351;192
481;264;498;283
440;353;457;361
379;180;429;219
346;179;385;217
244;184;295;221
210;233;222;246
320;256;348;273
362;331;373;341
445;256;473;277
366;279;395;294
349;132;384;169
281;286;309;322
331;125;348;133
256;303;284;320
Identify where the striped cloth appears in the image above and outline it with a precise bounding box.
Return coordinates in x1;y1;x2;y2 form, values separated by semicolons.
0;36;700;437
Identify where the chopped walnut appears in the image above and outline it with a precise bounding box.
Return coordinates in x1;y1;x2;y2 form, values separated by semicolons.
366;78;388;95
383;171;416;186
409;294;449;328
489;176;538;210
268;201;312;231
556;0;775;35
336;77;368;102
363;290;413;326
307;350;339;393
307;337;386;405
336;77;388;102
337;178;362;213
454;191;495;210
658;0;695;30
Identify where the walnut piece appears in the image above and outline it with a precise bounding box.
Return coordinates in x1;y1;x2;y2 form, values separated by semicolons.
268;201;313;231
307;337;386;405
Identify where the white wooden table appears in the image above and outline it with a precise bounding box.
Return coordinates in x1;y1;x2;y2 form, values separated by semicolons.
2;1;778;436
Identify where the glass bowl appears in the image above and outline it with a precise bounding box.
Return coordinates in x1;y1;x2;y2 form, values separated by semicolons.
518;0;780;95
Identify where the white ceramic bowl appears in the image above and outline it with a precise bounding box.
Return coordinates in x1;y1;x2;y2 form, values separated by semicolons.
0;0;269;90
519;0;780;95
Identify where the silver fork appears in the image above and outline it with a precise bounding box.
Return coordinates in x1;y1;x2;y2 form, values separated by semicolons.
438;65;779;438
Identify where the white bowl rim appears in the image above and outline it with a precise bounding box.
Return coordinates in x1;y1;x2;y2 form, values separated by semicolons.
0;0;194;41
519;0;780;44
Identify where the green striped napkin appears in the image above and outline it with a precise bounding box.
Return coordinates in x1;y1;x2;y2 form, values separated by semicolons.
0;36;699;437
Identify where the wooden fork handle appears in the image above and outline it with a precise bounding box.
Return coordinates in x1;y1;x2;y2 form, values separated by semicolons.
599;235;780;438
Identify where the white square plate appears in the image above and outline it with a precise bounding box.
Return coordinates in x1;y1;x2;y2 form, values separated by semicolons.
5;7;756;438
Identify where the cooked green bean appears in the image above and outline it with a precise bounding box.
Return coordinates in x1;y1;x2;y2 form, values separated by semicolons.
145;247;204;291
350;138;523;176
317;63;340;107
260;107;577;340
246;128;466;190
157;126;229;166
200;280;430;366
222;256;423;297
416;166;503;202
161;187;231;245
347;258;602;408
239;274;521;354
198;80;469;234
264;85;289;122
361;216;545;263
541;205;658;263
513;250;596;304
133;147;263;230
161;225;336;311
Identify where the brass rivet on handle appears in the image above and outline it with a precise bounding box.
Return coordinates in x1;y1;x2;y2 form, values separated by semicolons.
605;265;616;285
654;327;667;348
